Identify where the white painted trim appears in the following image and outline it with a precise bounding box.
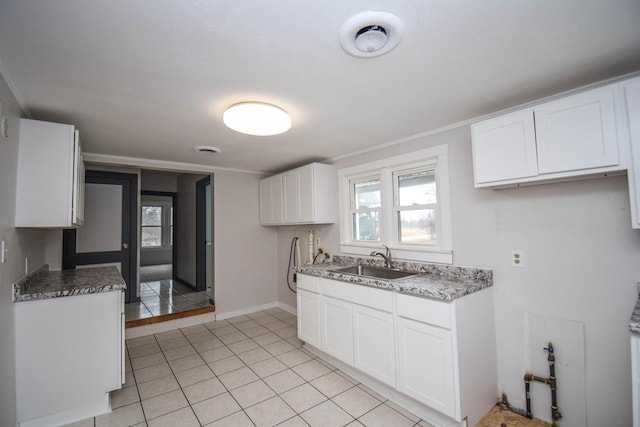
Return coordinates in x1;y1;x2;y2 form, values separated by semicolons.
17;394;110;427
337;145;448;177
84;153;262;175
338;144;454;264
277;302;297;315
215;302;280;320
125;311;217;339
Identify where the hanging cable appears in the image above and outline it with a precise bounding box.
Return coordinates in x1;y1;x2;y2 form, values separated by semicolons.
287;237;299;293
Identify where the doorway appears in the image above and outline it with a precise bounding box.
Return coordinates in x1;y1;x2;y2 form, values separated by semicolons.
128;170;214;323
62;170;138;303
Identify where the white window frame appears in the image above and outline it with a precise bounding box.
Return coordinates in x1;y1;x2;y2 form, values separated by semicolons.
141;202;173;249
338;144;453;264
350;174;382;243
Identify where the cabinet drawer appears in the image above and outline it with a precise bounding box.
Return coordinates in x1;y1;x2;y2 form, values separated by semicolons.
320;278;393;312
297;274;319;293
396;293;452;329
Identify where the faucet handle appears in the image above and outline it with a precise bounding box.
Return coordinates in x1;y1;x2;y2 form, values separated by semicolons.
382;245;391;257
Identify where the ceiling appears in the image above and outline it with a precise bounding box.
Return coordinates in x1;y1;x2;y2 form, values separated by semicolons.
0;1;639;174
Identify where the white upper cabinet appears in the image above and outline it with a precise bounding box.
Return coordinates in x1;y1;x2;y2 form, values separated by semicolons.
535;87;618;174
259;174;283;225
15;119;85;228
623;76;640;229
472;84;623;187
472;109;538;183
260;162;336;225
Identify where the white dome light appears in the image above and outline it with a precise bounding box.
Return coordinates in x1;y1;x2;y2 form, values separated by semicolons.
223;102;292;136
340;11;404;58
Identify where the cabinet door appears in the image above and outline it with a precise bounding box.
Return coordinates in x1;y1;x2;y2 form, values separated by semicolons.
471;109;538;185
535;86;618;174
283;169;299;223
624;77;640;229
297;289;321;348
397;317;456;417
72;130;85;226
259;175;283;225
353;304;396;387
321;295;354;365
298;164;315;222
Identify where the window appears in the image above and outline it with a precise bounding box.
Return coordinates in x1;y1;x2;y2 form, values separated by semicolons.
338;145;452;264
141;203;173;248
351;177;381;242
394;168;437;245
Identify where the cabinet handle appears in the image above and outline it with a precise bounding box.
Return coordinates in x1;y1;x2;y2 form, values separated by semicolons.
122;243;128;249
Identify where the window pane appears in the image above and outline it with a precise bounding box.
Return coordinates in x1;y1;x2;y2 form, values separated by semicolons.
398;209;436;244
353;212;380;241
398;170;436;206
142;206;162;226
142;226;162;247
354;179;381;209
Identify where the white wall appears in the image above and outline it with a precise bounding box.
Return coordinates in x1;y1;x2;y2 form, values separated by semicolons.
0;72;47;427
141;170;178;193
175;174;203;287
277;125;640;425
214;170;278;316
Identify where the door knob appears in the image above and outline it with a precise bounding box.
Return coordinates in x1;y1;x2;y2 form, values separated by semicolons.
122;243;128;249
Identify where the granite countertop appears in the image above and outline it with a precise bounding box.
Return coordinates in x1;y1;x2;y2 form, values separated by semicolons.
630;285;640;333
294;255;492;302
13;264;127;302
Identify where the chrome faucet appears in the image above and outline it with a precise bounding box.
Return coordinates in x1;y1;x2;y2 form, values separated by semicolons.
370;245;392;268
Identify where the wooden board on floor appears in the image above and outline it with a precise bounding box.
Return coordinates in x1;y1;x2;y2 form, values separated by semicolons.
476;405;551;427
125;306;214;328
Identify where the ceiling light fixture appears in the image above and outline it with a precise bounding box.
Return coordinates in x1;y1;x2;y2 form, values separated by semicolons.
223;102;292;136
340;11;404;58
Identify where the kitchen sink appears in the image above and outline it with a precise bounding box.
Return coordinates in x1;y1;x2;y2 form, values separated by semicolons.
330;265;417;281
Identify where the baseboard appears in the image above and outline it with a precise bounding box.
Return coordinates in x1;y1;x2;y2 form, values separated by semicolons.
215;301;279;320
17;394;110;427
215;300;297;320
276;301;297;315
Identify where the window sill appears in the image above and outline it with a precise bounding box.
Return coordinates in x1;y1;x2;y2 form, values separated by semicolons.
340;244;453;265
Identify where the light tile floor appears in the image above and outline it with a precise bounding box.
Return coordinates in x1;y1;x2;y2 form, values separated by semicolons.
125;280;212;321
66;308;435;427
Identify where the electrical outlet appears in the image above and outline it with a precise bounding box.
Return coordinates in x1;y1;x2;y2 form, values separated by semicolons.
511;249;524;267
315;237;321;246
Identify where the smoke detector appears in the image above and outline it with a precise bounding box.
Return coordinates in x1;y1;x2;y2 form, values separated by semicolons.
340;11;404;58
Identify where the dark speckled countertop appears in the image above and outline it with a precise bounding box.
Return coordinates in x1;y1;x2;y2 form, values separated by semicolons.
294;255;492;302
13;264;126;302
630;284;640;334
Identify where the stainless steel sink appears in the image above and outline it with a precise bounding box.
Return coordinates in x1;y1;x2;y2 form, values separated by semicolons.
330;265;417;281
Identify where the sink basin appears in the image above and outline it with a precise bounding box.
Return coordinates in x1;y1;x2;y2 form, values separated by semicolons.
330;265;417;281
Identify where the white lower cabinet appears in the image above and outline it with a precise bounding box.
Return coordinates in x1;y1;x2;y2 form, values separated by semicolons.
297;289;321;348
296;274;497;427
15;290;124;427
296;274;321;348
321;295;354;365
397;316;456;417
353;304;396;387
